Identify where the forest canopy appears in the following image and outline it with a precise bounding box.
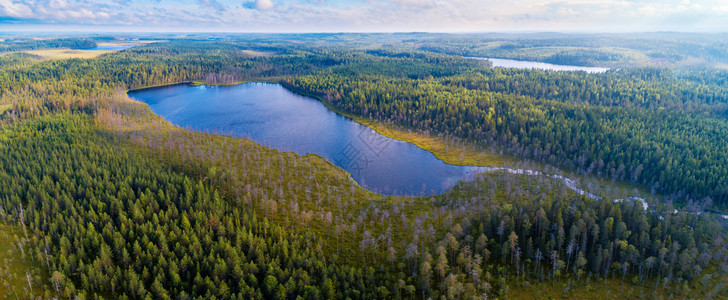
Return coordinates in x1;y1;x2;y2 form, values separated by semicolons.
0;33;727;299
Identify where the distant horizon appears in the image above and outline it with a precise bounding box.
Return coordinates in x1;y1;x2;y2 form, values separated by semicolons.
1;27;726;35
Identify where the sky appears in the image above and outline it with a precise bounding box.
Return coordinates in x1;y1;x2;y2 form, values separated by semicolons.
0;0;726;32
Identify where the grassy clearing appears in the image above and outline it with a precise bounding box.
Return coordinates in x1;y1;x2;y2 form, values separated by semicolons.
0;224;50;298
240;49;275;57
508;275;663;299
508;268;728;300
0;104;11;115
355;117;509;167
23;49;115;59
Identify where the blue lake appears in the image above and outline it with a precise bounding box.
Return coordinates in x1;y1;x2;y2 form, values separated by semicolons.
84;45;136;51
128;83;492;196
471;57;610;73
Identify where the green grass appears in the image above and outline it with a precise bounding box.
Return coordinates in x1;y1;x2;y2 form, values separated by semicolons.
0;104;11;115
0;224;51;298
508;275;660;299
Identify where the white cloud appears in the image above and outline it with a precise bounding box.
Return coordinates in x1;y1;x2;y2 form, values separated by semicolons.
1;0;117;23
0;0;33;18
255;0;274;10
0;0;726;31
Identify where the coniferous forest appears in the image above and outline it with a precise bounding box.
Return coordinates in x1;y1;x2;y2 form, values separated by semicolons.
0;33;727;299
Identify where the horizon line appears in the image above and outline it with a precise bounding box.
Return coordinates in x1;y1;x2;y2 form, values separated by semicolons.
2;28;727;35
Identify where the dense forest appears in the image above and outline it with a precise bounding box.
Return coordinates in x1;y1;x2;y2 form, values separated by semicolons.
0;37;96;52
0;33;727;298
2;113;402;299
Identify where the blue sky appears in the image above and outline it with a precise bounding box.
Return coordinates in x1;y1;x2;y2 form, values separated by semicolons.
1;0;726;32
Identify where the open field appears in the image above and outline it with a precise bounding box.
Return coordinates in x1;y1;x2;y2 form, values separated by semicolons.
240;49;275;57
22;49;115;59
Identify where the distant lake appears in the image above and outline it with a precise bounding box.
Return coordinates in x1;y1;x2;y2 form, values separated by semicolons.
471;57;610;73
83;45;136;51
128;83;492;196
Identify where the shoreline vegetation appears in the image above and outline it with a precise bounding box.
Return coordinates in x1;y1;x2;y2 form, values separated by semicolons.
173;80;655;201
130;79;666;208
129;79;728;221
129;80;510;168
281;82;509;168
133;80;728;222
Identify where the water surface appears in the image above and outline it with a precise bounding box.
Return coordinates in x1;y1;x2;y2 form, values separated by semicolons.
129;83;492;196
84;45;136;51
471;57;610;73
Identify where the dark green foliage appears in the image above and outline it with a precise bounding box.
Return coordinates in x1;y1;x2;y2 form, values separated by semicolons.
445;173;727;286
0;52;41;70
441;67;728;114
0;37;96;52
0;115;388;299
